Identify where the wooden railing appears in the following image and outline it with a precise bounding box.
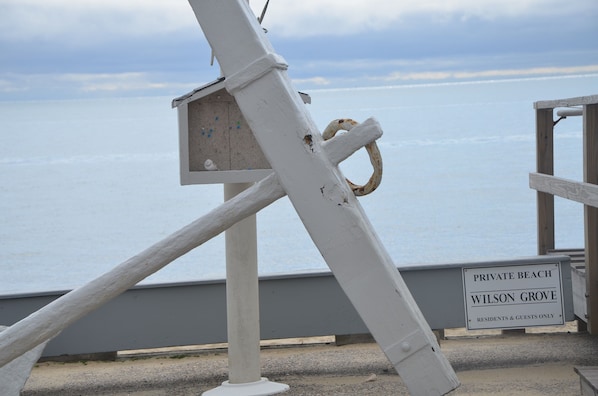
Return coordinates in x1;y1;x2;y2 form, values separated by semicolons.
529;94;598;334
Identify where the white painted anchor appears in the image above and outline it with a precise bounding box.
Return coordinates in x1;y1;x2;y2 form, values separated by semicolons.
187;1;459;394
0;1;459;394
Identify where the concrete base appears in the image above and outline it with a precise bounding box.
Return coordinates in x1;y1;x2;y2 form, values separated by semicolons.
0;325;49;396
202;377;289;396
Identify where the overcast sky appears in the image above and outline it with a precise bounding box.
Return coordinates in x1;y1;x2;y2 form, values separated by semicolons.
1;0;597;101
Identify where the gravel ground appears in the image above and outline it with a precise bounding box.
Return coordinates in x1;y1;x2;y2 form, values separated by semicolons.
21;331;598;395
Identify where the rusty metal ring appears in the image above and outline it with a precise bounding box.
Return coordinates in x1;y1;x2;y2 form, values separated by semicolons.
322;118;383;196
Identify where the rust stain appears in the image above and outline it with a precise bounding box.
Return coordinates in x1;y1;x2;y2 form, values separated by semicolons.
303;134;314;152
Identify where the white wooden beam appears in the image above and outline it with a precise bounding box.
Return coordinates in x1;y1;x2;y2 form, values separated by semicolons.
188;1;459;394
0;118;381;369
0;326;49;396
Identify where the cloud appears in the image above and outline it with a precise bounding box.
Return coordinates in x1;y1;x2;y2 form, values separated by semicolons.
2;0;593;45
0;0;197;46
1;0;596;100
263;0;576;37
0;71;201;100
291;76;331;86
57;72;170;92
379;65;598;83
0;76;27;94
2;61;597;102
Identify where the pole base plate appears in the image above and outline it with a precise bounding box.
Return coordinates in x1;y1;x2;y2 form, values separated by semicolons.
202;377;289;396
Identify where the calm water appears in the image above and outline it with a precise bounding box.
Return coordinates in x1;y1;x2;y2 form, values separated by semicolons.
1;74;596;294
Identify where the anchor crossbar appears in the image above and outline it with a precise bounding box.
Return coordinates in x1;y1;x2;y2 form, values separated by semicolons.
0;118;382;369
188;1;459;394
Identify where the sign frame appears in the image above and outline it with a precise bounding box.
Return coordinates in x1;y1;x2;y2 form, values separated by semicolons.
462;262;565;330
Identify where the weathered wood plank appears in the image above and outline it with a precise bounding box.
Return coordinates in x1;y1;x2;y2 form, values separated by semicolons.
547;248;586;265
535;94;598;109
570;262;589;323
584;103;598;335
529;173;598;208
535;108;555;255
575;367;598;396
188;1;459;394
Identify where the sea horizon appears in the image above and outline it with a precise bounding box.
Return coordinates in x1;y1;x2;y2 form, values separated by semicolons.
1;73;596;294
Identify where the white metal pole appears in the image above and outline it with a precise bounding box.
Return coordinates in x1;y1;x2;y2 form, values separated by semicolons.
224;183;261;383
203;185;289;395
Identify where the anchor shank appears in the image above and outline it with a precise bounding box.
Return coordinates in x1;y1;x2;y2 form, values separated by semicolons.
188;1;459;394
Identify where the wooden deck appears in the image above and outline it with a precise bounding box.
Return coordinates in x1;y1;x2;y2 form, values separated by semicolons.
575;366;598;396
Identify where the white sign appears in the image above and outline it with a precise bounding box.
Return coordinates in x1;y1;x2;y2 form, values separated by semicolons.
463;263;564;330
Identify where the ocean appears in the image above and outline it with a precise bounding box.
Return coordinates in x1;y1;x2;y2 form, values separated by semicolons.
1;74;596;294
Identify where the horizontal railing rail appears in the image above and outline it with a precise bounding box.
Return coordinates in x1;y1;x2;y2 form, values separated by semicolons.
0;256;574;358
529;173;598;208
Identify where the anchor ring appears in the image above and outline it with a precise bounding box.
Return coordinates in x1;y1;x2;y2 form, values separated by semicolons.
322;118;383;196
